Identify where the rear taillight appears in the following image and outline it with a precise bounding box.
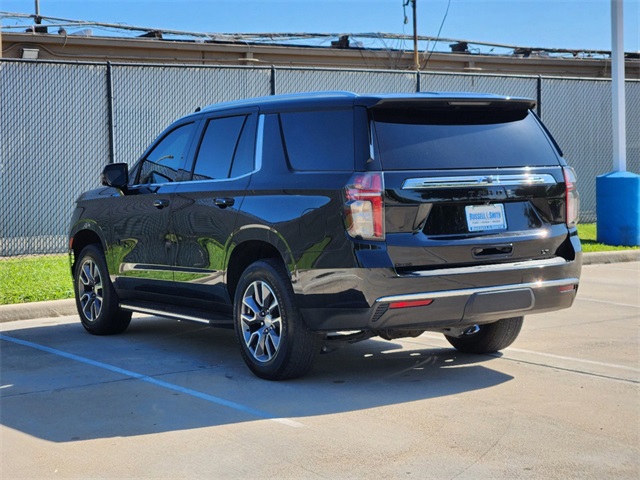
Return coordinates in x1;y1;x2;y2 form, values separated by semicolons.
344;172;385;240
563;166;579;227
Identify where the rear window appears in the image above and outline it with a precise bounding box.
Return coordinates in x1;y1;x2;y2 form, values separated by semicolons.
372;108;560;170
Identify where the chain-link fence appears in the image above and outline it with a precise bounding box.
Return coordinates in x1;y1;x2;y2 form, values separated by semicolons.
0;61;110;256
546;78;640;220
421;72;539;103
1;59;639;256
112;64;271;165
275;67;417;95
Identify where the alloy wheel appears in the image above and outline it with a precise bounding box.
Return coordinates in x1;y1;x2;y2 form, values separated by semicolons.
78;258;104;322
240;280;282;363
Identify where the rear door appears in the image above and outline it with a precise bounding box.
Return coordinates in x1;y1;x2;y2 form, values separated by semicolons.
370;101;570;272
169;109;258;313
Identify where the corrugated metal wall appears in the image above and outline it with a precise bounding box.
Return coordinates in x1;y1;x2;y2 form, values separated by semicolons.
1;59;638;256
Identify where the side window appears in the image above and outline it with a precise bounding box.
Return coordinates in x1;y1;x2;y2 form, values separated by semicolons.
279;109;354;171
192;115;254;181
262;114;286;167
230;115;256;178
138;123;195;184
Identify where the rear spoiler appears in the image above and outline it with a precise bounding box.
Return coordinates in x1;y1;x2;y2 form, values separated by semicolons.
362;96;536;111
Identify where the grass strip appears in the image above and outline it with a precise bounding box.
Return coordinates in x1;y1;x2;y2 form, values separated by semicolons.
576;223;639;253
0;255;73;305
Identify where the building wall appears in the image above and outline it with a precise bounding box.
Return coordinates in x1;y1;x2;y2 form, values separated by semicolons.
2;31;639;79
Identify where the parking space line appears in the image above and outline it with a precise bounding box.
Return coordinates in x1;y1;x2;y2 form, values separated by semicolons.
418;333;640;375
577;297;640;309
485;354;639;385
0;334;304;428
504;347;640;373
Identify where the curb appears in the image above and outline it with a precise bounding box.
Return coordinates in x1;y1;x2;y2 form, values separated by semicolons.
0;299;77;323
582;250;640;265
1;251;638;324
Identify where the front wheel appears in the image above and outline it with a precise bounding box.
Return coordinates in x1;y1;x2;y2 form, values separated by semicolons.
73;244;131;335
234;259;322;380
444;316;524;354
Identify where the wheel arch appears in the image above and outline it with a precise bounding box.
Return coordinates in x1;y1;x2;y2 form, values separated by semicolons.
70;228;106;273
225;231;292;303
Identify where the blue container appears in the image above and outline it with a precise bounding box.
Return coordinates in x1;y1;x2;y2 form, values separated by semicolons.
596;171;640;246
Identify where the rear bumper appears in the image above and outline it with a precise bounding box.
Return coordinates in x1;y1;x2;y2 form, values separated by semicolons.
295;254;581;331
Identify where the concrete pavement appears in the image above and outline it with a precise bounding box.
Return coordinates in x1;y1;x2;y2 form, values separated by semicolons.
1;260;638;479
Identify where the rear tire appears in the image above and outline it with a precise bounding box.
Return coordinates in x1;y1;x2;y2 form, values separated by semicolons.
445;316;524;354
73;244;131;335
234;259;322;380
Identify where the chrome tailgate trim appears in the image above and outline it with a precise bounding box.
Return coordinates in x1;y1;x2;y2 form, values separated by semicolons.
402;174;557;189
375;277;579;304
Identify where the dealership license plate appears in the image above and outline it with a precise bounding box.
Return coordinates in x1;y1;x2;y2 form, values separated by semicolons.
465;204;507;232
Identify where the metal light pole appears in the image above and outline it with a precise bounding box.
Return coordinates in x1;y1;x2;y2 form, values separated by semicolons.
596;0;639;247
412;0;419;70
611;0;626;172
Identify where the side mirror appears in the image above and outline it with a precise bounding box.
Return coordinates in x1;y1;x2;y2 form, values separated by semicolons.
101;163;129;190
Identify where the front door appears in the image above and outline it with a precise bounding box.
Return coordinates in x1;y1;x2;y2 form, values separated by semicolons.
109;121;198;302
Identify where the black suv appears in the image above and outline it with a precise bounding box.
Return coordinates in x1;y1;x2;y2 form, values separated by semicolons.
69;91;582;380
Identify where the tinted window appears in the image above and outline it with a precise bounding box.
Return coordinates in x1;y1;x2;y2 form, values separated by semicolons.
262;114;286;167
230;116;256;178
193;115;251;180
279;110;354;171
372;109;559;169
138;123;194;184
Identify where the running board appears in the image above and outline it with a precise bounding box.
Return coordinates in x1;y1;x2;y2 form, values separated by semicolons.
119;302;233;327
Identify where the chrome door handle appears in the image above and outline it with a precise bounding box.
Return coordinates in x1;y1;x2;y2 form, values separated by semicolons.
214;197;235;208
